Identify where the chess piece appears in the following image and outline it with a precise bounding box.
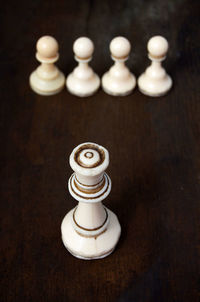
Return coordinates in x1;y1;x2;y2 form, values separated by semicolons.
102;36;136;96
61;142;121;260
138;35;172;97
30;36;65;95
66;37;100;97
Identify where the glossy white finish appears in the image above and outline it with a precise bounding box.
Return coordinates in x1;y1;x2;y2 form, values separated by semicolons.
75;202;107;229
73;37;94;59
147;36;168;58
61;142;121;260
102;36;136;96
30;36;65;95
110;36;131;58
61;208;121;260
138;35;172;97
66;37;100;97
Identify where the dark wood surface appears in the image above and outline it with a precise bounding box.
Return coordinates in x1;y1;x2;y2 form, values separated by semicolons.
1;1;200;301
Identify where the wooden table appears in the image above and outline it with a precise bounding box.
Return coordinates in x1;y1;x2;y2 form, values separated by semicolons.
1;1;199;301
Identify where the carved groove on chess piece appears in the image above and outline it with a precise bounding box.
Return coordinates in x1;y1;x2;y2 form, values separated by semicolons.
69;173;111;202
61;142;121;260
72;206;109;238
73;207;108;231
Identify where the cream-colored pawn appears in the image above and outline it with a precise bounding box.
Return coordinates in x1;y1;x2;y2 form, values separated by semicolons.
61;142;121;260
29;36;65;96
102;36;136;96
138;36;172;97
66;37;100;97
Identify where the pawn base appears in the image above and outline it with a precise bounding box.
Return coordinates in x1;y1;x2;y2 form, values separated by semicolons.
102;72;136;96
66;73;100;97
138;73;172;97
61;208;121;260
30;70;65;96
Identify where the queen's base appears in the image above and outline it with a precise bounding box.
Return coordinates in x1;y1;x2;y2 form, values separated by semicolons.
61;208;121;260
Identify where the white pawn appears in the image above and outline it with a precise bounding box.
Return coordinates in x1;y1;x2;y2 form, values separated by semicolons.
66;37;100;97
30;36;65;96
61;142;121;260
138;35;172;97
102;36;136;96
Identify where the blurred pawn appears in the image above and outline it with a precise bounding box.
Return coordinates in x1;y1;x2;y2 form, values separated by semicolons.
102;36;136;96
66;37;100;97
138;35;172;97
30;36;65;95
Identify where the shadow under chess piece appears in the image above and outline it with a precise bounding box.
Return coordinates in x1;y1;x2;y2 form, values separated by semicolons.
138;35;172;97
66;37;100;97
29;36;65;96
61;142;121;260
102;36;136;96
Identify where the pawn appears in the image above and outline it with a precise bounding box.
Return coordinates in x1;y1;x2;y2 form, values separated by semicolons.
138;36;172;97
66;37;100;97
29;36;65;95
102;36;136;96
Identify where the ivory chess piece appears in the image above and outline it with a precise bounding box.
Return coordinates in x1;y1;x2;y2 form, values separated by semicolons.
61;142;121;260
66;37;100;97
102;36;136;96
29;36;65;95
138;35;172;97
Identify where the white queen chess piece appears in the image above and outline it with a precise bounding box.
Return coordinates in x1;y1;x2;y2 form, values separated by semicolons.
138;35;172;97
66;37;100;97
102;36;136;96
29;36;65;95
61;142;121;260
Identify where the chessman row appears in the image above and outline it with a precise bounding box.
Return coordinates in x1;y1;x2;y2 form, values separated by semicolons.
30;35;172;98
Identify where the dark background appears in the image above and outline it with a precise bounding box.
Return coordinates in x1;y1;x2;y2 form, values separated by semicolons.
1;0;200;301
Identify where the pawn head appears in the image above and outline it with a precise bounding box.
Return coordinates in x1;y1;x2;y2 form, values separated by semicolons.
148;36;168;59
73;37;94;60
36;36;58;59
110;36;131;60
